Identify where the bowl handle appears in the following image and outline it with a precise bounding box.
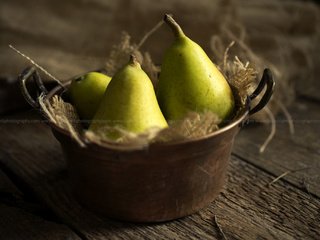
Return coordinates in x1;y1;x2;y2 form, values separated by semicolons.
248;68;275;116
19;66;65;110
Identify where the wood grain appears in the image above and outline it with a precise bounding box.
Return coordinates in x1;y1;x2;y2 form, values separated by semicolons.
0;166;21;197
0;109;319;239
0;160;80;240
0;203;81;240
234;96;320;197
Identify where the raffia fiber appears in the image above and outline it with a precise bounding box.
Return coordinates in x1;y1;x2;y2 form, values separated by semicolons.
39;95;85;147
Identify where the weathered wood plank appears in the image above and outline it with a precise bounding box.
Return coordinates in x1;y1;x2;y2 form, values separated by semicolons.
0;166;21;197
0;203;81;240
233;96;320;197
0;162;81;240
0;110;319;239
0;77;30;115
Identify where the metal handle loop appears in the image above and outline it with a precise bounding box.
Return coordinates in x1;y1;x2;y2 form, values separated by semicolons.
248;68;275;115
19;66;49;109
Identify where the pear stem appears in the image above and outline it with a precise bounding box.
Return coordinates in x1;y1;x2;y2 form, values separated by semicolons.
129;54;140;67
163;14;185;38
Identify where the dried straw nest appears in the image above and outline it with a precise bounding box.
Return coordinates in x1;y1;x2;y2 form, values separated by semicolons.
38;30;259;149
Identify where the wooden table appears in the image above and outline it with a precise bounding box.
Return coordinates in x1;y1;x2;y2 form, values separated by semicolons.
0;85;319;239
1;0;319;238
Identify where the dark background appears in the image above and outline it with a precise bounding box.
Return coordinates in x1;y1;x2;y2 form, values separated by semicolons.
0;0;319;113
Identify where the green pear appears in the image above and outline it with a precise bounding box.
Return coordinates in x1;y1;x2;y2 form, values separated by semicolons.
69;72;111;121
157;14;235;121
89;55;168;140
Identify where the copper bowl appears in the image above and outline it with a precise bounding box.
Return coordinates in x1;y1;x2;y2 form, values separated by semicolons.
19;67;274;222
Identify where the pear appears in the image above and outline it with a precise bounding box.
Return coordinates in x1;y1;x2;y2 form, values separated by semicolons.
89;55;168;140
69;72;111;121
157;14;235;121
